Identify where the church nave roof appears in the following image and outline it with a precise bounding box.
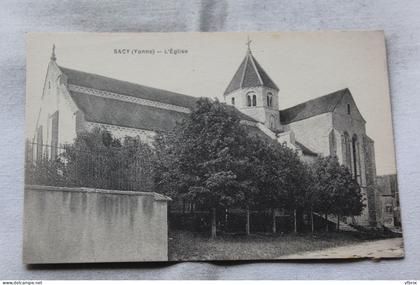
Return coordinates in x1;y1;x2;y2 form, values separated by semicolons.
279;88;349;125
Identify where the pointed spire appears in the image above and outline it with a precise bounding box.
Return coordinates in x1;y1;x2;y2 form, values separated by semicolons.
224;39;278;95
50;44;56;61
246;36;252;54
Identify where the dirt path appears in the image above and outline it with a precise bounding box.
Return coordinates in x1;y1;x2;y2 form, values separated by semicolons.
279;237;404;259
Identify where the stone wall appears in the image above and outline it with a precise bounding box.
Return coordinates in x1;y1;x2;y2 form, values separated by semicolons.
23;185;170;264
283;112;333;156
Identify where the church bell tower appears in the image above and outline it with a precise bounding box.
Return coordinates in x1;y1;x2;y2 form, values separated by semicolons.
224;38;280;132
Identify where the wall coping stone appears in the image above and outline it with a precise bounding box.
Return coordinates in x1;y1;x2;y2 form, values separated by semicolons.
25;184;171;201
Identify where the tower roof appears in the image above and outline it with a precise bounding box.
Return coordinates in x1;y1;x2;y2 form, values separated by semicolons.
224;49;279;95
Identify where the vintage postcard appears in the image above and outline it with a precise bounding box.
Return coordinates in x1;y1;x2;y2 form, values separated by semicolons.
24;32;403;263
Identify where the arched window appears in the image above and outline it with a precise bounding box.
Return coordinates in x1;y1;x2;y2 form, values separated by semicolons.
56;75;62;96
352;135;360;182
252;94;257;106
342;132;351;168
231;97;235;105
267;92;273;107
329;130;337;155
36;126;43;162
247;95;251;106
50;111;59;160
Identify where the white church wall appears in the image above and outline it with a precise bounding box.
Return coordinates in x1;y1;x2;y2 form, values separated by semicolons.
226;86;280;131
277;130;297;149
84;122;157;145
330;94;378;226
57;85;79;146
332;96;368;184
331;92;367;174
284;112;333;157
33;61;80;159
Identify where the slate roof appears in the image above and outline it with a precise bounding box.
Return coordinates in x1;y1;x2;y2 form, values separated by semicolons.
59;66;198;110
224;50;279;95
59;65;322;157
59;66;257;132
295;141;318;156
70;91;189;132
279;89;348;125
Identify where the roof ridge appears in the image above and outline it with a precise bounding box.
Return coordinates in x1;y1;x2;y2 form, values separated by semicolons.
58;65;197;104
239;52;250;88
280;88;348;112
295;140;318;156
252;56;278;89
331;88;348;112
248;53;264;85
279;88;349;125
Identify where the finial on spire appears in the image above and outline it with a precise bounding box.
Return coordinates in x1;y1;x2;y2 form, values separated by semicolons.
51;44;56;61
246;36;252;53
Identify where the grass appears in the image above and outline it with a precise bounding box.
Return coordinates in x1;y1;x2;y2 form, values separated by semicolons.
168;230;377;261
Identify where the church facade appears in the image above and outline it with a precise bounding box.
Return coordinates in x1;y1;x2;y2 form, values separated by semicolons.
32;46;378;227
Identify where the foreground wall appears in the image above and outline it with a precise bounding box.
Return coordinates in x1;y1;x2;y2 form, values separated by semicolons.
23;185;170;264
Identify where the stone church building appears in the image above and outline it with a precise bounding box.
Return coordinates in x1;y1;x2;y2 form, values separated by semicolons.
32;45;378;227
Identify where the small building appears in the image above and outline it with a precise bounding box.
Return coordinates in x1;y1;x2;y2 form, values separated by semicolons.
376;174;401;228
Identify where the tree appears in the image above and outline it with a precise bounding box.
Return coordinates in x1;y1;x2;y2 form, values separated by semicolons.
154;98;318;236
119;136;155;191
62;127;155;191
280;148;313;233
154;98;258;237
312;156;365;231
248;138;285;233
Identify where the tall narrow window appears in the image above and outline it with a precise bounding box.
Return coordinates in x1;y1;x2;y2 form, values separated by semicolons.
352;135;360;182
267;92;273;107
247;95;251;107
231;97;235;105
252;95;257;106
329;130;337;155
352;136;357;176
51;111;59;160
342;132;351;168
347;104;351;115
36;126;43;162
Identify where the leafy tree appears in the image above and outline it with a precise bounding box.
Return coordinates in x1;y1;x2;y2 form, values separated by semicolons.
312;156;365;231
62;128;122;189
119;136;155;191
277;145;313;233
154;98;319;236
248;138;286;233
25;154;67;186
62;127;154;191
154;98;258;237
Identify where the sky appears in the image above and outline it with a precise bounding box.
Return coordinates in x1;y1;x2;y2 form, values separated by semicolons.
26;32;396;175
